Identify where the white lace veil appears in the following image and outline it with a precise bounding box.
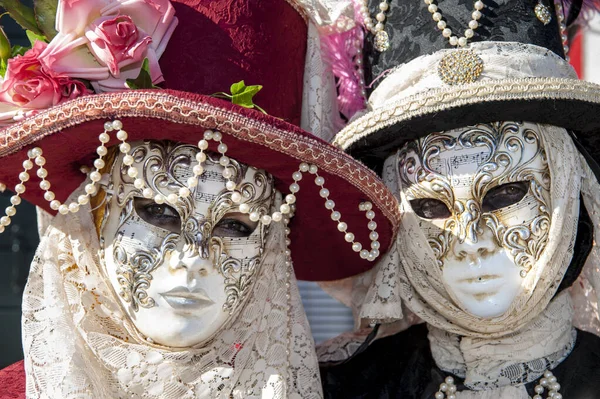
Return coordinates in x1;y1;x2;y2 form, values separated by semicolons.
22;183;322;399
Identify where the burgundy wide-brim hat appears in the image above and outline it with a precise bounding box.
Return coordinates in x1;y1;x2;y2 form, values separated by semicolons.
0;0;400;281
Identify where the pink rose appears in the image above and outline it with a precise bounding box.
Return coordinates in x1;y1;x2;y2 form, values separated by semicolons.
39;0;178;92
85;15;152;77
0;41;91;126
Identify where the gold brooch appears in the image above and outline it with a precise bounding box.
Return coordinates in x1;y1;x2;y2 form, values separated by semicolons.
438;50;484;85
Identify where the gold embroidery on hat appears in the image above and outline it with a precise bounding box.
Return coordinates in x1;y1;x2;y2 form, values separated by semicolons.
438;50;484;85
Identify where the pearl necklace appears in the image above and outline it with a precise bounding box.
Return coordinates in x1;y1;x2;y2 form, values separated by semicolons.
424;0;484;48
435;370;563;399
358;0;391;52
554;0;569;61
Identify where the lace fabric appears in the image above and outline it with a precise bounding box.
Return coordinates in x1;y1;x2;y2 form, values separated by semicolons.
22;184;323;399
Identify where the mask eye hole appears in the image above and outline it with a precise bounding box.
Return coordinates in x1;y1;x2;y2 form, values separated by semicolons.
134;198;182;233
410;198;451;219
213;212;258;238
482;181;529;212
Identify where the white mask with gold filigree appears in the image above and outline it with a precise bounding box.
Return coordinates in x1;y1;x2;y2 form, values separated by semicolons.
100;141;274;347
398;122;551;318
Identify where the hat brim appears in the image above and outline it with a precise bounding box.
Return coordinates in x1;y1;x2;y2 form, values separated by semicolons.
0;89;400;281
334;77;600;172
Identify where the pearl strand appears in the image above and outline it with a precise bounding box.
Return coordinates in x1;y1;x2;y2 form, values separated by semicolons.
424;0;484;47
358;0;391;52
0;120;383;262
435;370;562;399
554;0;569;61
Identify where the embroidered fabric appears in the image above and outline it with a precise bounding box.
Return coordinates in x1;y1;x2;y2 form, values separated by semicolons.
22;184;323;399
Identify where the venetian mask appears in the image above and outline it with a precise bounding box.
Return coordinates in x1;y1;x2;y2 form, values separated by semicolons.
100;141;275;347
398;122;551;318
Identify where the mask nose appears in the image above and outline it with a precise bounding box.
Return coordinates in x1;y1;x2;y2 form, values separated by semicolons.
451;229;497;263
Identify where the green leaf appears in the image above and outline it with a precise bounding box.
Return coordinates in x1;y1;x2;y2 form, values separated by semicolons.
10;45;28;57
0;0;43;35
230;80;246;95
33;0;57;40
0;25;10;62
25;29;46;46
231;84;262;109
0;58;7;77
125;58;159;90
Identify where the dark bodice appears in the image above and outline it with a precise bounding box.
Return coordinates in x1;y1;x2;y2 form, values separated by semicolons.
320;324;600;399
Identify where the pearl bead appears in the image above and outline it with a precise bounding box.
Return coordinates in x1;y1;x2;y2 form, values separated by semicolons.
179;187;191;198
134;179;145;189
203;130;213;140
167;193;178;204
432;12;442;21
437;20;446;29
5;206;16;216
31;148;43;157
10;196;21;206
22;160;33;170
58;204;69;215
472;10;481;20
94;159;106;169
465;28;474;38
363;202;372;211
1;216;11;226
308;165;318;174
68;203;80;213
97;146;108;156
376;12;386;22
379;2;388;11
119;143;130;153
78;195;89;205
344;233;355;242
19;172;30;182
315;176;325;186
50;200;61;210
280;204;291;214
217;143;227;154
35;156;46;166
196;152;207;163
213;131;222;141
370;231;379;241
292;171;302;181
533;395;542;399
143;188;153;198
249;212;260;222
154;195;165;204
225;181;236;191
38;168;50;179
331;211;341;221
44;191;55;201
261;215;272;225
285;194;296;204
368;221;377;230
219;156;230;166
222;168;233;179
198;140;209;150
319;188;330;198
112;120;123;130
231;191;242;203
440;383;448;392
474;0;484;10
239;203;250;213
193;165;204;176
39;180;51;190
366;210;375;219
104;122;114;131
442;28;452;37
337;222;347;232
0;225;5;233
428;4;437;13
299;163;309;172
359;249;369;259
127;168;138;178
123;155;134;166
549;376;557;383
85;184;97;195
116;130;128;141
99;133;110;143
187;176;198;188
375;22;384;31
272;212;283;222
447;395;456;399
535;385;544;394
544;371;553;378
352;242;362;252
371;241;381;249
554;394;562;399
15;184;26;194
458;37;467;47
449;36;458;46
289;183;300;193
90;171;102;182
325;200;335;210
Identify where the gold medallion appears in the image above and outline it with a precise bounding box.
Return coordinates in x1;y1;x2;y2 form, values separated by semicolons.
438;50;484;85
374;30;390;52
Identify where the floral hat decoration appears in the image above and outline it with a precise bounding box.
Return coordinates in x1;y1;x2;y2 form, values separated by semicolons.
0;0;400;281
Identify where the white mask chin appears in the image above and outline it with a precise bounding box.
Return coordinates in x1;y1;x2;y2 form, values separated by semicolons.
100;141;274;347
398;122;551;319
